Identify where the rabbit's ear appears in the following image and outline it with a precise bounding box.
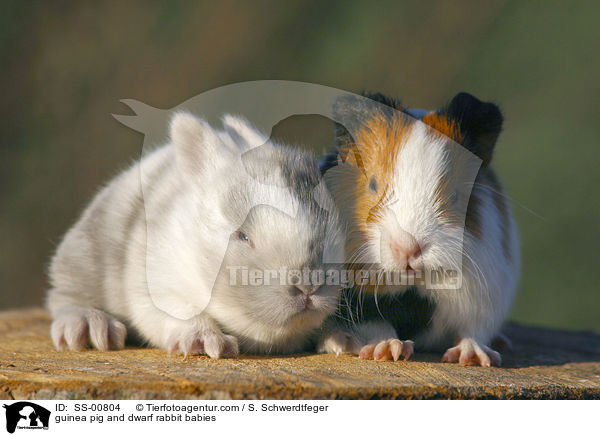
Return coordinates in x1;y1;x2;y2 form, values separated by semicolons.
170;111;225;177
222;114;268;149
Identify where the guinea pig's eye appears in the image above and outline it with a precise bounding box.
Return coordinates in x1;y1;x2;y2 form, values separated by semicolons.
237;231;250;243
368;176;378;194
449;191;459;205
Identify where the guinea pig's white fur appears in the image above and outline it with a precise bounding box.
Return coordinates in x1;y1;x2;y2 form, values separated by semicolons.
47;112;343;358
369;122;519;357
320;92;520;366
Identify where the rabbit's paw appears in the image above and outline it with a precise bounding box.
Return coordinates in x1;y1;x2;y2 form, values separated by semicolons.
166;328;239;359
51;307;127;351
318;330;361;356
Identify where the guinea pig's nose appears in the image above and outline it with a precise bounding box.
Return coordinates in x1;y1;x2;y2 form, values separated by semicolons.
407;246;423;271
390;242;422;271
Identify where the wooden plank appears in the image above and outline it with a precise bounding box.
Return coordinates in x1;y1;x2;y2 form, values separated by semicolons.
1;308;599;399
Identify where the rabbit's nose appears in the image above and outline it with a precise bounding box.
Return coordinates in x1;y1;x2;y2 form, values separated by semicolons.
290;284;320;297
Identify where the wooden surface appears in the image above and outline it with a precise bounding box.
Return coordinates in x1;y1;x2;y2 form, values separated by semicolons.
1;308;599;399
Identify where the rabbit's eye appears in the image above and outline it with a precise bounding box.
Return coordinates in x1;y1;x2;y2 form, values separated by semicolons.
238;231;250;243
368;176;378;194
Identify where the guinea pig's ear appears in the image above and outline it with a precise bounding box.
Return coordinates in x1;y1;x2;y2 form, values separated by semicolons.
170;111;223;176
361;92;403;111
331;92;402;149
423;92;503;166
331;94;367;150
331;92;402;177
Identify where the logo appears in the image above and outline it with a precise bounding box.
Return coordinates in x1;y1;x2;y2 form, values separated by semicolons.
2;402;50;433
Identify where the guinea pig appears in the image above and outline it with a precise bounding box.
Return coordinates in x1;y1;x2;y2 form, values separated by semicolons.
319;92;520;366
46;112;343;358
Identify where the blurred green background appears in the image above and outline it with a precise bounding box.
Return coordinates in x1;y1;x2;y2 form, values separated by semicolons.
1;1;598;332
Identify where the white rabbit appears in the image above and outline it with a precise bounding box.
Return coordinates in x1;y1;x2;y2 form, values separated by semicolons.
47;112;343;358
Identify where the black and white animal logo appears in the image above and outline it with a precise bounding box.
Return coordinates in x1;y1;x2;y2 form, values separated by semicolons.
3;402;50;433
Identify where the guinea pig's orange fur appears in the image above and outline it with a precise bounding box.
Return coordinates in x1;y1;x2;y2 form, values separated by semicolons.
336;112;413;292
421;112;464;144
341;113;409;231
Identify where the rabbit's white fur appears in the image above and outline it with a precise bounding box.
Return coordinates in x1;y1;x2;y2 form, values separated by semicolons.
47;113;343;358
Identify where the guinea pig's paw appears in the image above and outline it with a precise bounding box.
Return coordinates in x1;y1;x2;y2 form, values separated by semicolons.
318;330;361;356
441;338;501;367
51;308;127;352
359;339;414;361
166;330;239;359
